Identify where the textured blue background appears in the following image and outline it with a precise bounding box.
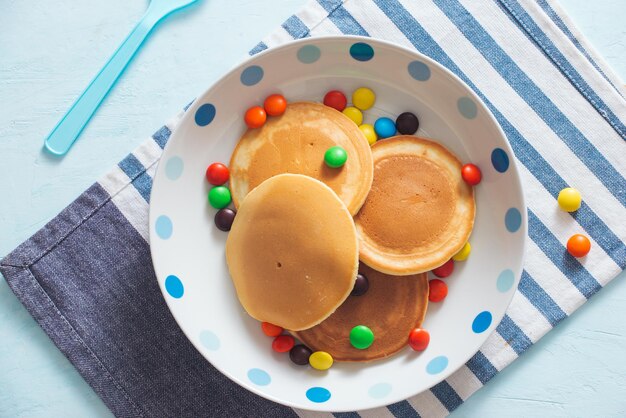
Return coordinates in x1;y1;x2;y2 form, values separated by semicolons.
1;0;624;416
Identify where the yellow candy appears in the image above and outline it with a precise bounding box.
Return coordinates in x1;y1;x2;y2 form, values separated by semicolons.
343;106;363;125
352;87;376;110
453;242;471;261
309;351;333;370
359;124;377;145
557;187;581;212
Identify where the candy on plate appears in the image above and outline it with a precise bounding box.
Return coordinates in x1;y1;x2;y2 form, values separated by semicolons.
428;279;448;302
206;162;230;185
244;106;267;129
352;87;376;110
323;90;347;111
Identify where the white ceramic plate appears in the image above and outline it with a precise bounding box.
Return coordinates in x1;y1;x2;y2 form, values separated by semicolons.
149;36;526;412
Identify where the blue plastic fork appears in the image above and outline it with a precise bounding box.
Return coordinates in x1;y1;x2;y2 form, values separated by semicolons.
44;0;200;156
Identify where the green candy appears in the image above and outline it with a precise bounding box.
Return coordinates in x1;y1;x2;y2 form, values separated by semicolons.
324;146;348;168
208;186;232;209
350;325;374;349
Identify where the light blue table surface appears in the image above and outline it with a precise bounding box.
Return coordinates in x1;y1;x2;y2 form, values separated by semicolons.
1;1;624;416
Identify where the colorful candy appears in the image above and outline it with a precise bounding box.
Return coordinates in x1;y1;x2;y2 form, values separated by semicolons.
208;186;232;209
374;117;397;139
432;259;454;278
309;351;333;370
289;344;313;366
558;187;581;212
452;242;471;261
359;124;377;145
395;112;419;135
352;87;376;110
205;162;230;186
244;106;267;128
261;322;283;337
323;90;347;111
272;335;295;353
567;234;591;258
428;279;448;302
408;328;430;351
351;273;369;296
264;94;287;116
324;146;348;168
461;163;482;186
342;106;363;125
350;325;374;349
214;208;236;231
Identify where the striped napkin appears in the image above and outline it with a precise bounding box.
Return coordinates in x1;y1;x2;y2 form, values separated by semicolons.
1;1;624;417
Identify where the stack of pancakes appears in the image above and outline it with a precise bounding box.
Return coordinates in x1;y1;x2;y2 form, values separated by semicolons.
226;102;475;362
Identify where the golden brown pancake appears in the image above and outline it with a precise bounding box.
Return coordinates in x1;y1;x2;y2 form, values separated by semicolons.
229;102;373;216
294;263;428;362
225;174;359;331
355;136;475;275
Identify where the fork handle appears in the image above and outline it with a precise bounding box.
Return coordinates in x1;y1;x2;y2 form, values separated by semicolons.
44;12;160;156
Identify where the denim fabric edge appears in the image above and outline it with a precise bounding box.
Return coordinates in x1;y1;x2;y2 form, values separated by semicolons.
0;264;145;418
1;183;112;268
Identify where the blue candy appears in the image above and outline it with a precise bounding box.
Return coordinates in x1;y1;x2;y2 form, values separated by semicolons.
374;117;397;139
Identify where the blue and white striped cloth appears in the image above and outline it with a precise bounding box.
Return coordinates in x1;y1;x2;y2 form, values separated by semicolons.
2;1;624;417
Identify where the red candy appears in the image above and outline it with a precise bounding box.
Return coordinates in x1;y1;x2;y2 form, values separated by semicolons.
272;335;295;353
261;322;283;337
429;279;448;302
323;90;347;111
245;106;267;128
567;234;591;258
461;163;482;186
205;163;230;185
408;328;430;351
432;259;454;278
264;94;287;116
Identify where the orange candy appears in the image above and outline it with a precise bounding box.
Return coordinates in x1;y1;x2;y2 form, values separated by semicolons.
432;259;454;278
264;94;287;116
272;335;295;353
408;328;430;351
244;106;267;128
567;234;591;258
461;163;482;186
261;322;283;337
428;279;448;302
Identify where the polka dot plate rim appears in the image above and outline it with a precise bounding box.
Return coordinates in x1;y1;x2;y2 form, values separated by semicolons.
149;36;527;412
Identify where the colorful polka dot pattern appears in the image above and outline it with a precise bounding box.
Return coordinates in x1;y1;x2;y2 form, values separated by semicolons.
497;269;515;292
165;156;184;181
199;330;220;351
306;387;331;403
248;368;271;386
165;275;184;299
155;215;173;239
297;45;321;63
350;42;374;61
408;60;431;81
195;103;216;127
457;97;477;119
472;311;493;333
505;208;522;233
368;383;392;399
240;65;264;86
426;356;449;375
156;41;525;407
491;148;510;173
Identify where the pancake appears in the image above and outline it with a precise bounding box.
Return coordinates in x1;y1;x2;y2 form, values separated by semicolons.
355;136;475;275
225;174;359;331
294;263;429;362
229;101;373;216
